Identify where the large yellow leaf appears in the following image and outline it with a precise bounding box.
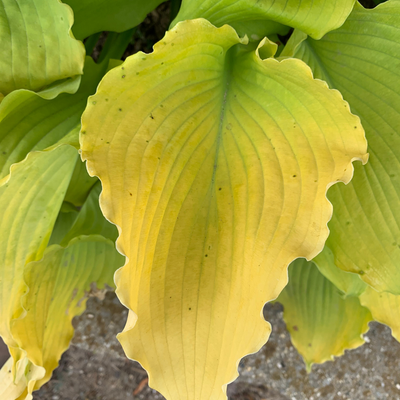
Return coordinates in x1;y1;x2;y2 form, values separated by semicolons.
277;258;371;371
80;20;367;399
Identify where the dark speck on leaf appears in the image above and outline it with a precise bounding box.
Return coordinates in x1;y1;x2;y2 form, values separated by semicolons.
150;113;154;119
205;254;208;257
189;308;191;310
293;325;298;331
129;192;133;196
122;75;125;78
219;188;222;190
119;108;122;112
122;67;125;70
292;175;297;178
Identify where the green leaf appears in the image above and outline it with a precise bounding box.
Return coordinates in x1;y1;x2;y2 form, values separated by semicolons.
51;182;119;246
64;0;164;39
314;246;367;297
0;145;78;350
81;20;367;399
0;57;107;180
282;1;400;293
8;235;124;395
277;259;371;371
0;0;85;95
48;203;80;246
173;0;356;39
63;158;98;207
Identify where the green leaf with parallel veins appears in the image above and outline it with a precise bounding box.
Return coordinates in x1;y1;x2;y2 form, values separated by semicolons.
277;258;372;371
64;0;164;39
0;0;85;95
0;57;107;180
51;182;119;246
282;1;400;294
80;19;367;399
63;158;97;207
314;246;367;297
173;0;356;40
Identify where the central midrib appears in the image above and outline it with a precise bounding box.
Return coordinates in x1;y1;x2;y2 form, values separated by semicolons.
210;45;236;187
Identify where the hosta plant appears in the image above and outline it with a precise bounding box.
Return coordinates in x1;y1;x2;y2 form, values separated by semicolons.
0;0;399;398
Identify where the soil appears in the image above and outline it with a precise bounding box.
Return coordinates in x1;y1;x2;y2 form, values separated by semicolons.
29;293;400;400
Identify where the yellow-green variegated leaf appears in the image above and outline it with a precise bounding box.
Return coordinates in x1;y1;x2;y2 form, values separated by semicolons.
5;236;124;397
314;246;367;297
80;20;367;399
277;259;371;371
0;0;85;95
173;0;356;40
0;145;77;349
282;1;400;293
360;287;400;343
64;0;164;40
0;57;107;180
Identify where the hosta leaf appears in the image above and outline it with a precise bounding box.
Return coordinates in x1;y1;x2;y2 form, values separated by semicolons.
64;0;164;39
277;259;371;371
360;287;400;342
0;0;85;95
282;1;400;293
227;20;289;43
63;158;97;206
52;182;119;246
314;246;367;297
80;20;367;399
48;203;80;246
173;0;356;40
0;145;77;349
6;236;124;396
0;57;107;180
0;356;41;400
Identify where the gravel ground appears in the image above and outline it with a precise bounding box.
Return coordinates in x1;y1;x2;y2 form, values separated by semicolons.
28;292;400;400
